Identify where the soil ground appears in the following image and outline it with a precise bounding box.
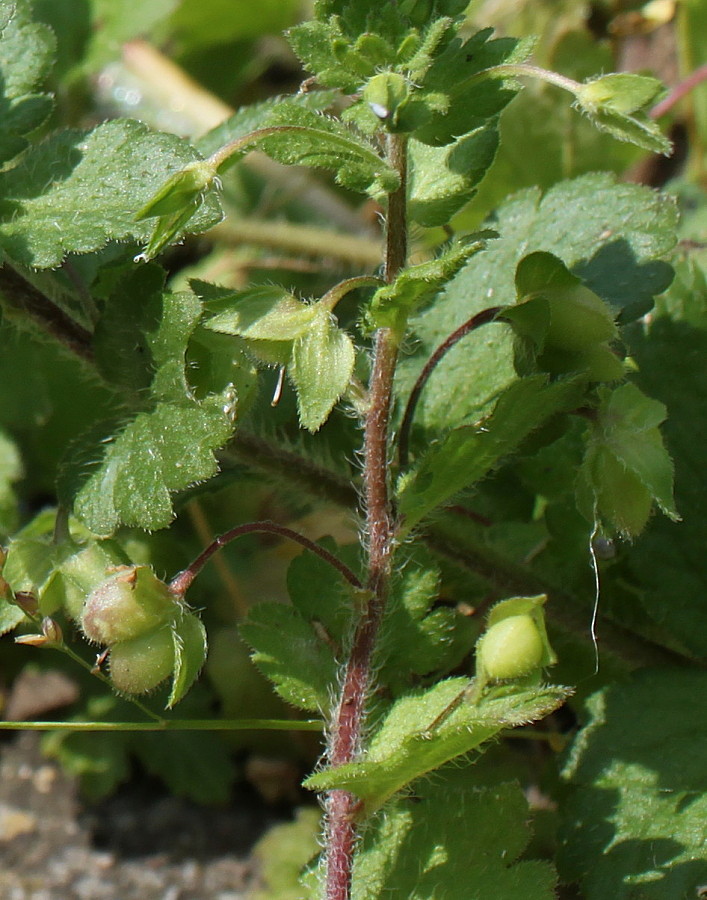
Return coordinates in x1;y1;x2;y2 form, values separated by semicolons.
0;730;288;900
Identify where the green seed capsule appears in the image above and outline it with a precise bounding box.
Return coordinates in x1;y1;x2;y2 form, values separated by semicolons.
477;614;544;681
81;566;176;646
109;627;175;694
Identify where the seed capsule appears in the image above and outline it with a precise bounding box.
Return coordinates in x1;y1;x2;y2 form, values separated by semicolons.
81;566;177;646
477;614;544;681
109;627;175;694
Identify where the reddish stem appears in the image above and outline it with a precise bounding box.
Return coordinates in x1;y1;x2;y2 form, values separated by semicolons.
650;63;707;120
397;305;505;469
323;134;408;900
168;520;363;596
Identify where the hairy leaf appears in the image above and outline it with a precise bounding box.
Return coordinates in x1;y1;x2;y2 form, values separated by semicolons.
196;90;341;159
575;73;670;155
368;234;492;330
305;677;570;809
559;669;707;898
240;602;338;714
250;104;399;195
0;0;54;163
376;549;476;691
352;770;557;899
578;383;678;537
203;285;318;341
398;376;583;535
168;612;208;708
59;283;237;534
289;308;355;432
0;120;222;268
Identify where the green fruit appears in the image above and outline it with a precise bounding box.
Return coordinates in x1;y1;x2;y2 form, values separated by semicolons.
80;566;177;646
477;614;544;681
109;627;175;694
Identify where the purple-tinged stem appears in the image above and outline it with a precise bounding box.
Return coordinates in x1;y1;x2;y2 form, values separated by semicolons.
651;63;707;119
323;133;408;900
398;306;505;469
169;520;363;597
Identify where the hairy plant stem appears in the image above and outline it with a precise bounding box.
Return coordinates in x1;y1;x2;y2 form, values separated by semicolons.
0;265;94;363
324;134;408;900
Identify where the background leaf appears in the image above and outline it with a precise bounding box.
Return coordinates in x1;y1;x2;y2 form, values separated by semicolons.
398;377;582;535
0;0;54;163
559;669;707;899
397;174;677;437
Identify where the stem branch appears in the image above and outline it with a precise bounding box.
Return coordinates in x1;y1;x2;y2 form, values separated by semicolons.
0;265;94;363
169;520;363;596
398;306;505;469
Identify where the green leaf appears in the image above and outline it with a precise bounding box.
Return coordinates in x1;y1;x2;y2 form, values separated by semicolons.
0;2;15;32
289;308;356;432
352;769;558;900
0;119;222;268
575;73;671;155
42;696;132;800
407;124;500;226
0;0;54;163
135;159;221;261
508;251;623;380
578;382;678;537
286;19;364;93
248;104;399;196
80;0;178;72
168;612;208;708
2;533;80;612
240;602;338;714
376;549;476;692
367;234;492;330
0;595;24;635
559;669;707;899
195;90;342;159
286;539;358;643
0;429;22;535
606;260;707;654
167;0;299;50
59;284;237;535
413;28;530;146
398;376;583;535
251;808;321;900
398;174;677;434
203;285;318;340
305;677;570;810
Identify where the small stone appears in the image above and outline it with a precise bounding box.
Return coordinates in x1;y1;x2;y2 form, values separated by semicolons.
0;802;37;841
